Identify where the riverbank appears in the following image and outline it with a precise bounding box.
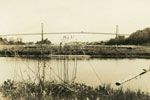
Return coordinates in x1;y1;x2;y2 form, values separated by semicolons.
0;45;150;58
0;80;150;100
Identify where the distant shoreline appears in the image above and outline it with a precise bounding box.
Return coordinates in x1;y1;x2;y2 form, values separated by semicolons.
0;44;150;59
1;55;150;59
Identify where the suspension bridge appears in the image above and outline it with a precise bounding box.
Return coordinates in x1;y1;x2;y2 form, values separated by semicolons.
0;32;129;36
0;24;130;41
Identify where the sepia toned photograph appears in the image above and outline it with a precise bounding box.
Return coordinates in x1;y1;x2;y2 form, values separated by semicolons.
0;0;150;100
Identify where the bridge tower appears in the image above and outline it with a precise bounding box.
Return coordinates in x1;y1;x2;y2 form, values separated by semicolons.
116;25;119;39
41;23;44;42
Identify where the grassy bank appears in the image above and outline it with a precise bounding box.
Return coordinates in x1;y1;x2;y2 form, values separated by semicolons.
0;80;150;100
1;45;150;58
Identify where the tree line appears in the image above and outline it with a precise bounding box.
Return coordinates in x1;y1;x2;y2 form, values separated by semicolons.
106;27;150;45
0;37;51;45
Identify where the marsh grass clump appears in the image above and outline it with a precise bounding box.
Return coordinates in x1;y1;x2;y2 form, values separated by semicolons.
0;80;150;100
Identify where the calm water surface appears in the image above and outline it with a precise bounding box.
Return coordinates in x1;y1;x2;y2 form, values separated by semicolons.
0;57;150;93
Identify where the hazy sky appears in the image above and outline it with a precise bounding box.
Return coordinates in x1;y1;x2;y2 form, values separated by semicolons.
0;0;150;43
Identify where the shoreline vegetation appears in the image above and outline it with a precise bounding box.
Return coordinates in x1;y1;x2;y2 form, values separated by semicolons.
1;80;150;100
1;44;150;58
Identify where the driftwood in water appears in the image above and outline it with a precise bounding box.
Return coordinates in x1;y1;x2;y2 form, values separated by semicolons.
116;67;150;86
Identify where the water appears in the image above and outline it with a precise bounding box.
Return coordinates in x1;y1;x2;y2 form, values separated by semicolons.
0;57;150;93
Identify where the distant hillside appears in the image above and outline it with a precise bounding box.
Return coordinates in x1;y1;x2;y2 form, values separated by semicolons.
106;27;150;45
126;28;150;45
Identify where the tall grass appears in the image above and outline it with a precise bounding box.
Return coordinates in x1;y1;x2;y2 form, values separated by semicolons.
0;80;150;100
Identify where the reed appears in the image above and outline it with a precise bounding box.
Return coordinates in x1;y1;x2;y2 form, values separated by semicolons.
0;80;150;100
